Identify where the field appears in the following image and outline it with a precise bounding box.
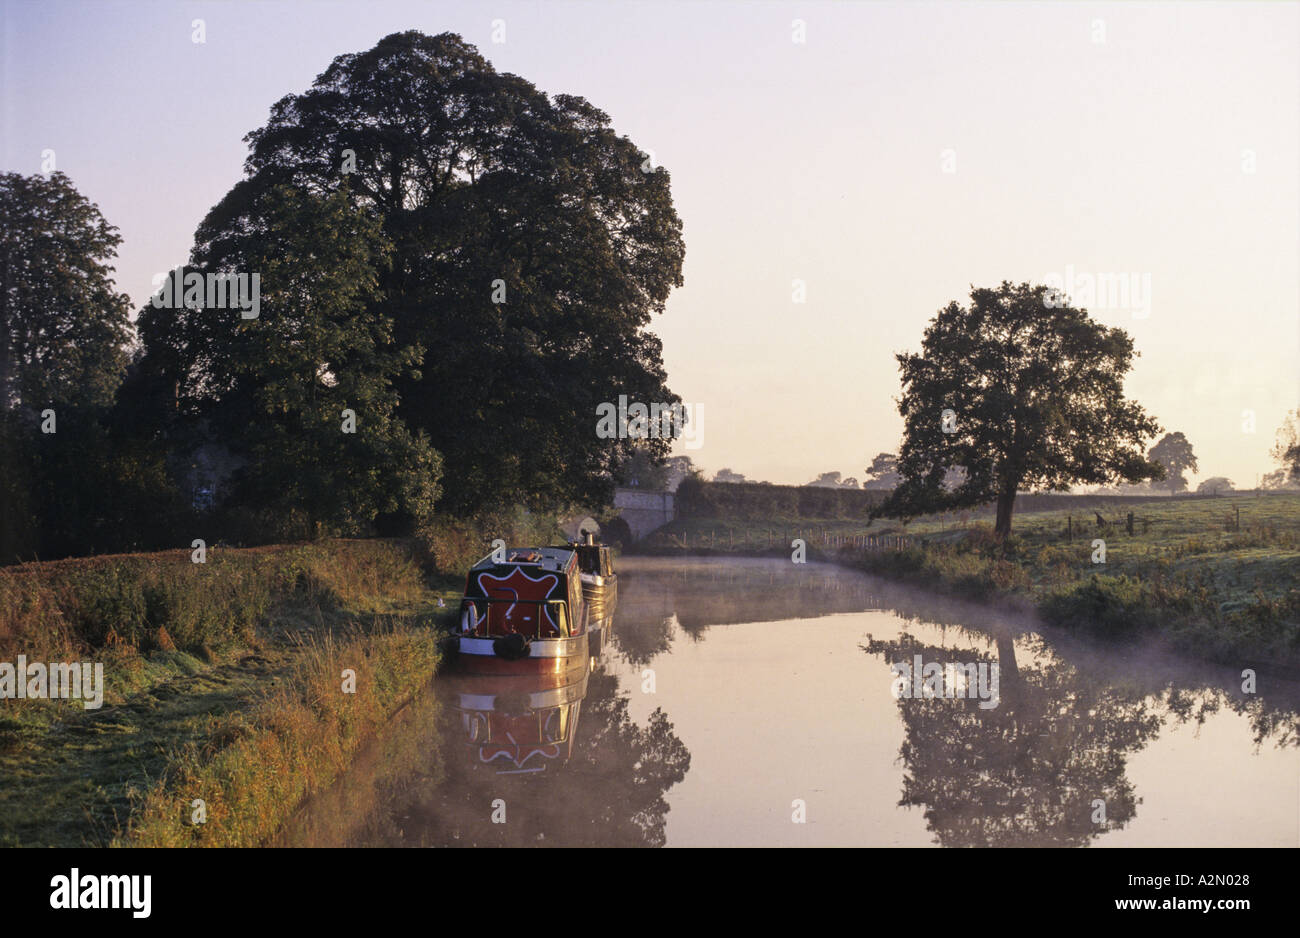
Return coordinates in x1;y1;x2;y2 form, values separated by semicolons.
641;492;1300;665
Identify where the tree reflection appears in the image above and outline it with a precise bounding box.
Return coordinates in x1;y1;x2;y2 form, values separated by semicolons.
862;631;1162;846
611;608;677;667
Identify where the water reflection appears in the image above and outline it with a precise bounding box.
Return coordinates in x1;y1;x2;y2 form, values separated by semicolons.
451;669;589;775
618;557;1300;753
861;631;1161;846
419;662;690;846
277;557;1300;847
278;607;691;847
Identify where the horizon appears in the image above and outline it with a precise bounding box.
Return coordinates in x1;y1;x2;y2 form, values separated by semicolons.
3;0;1297;489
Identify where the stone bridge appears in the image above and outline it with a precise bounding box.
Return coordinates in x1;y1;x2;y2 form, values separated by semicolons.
612;487;675;541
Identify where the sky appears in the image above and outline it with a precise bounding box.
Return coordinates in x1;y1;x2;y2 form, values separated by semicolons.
3;0;1298;489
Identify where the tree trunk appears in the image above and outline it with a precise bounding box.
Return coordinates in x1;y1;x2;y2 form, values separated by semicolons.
996;634;1021;709
993;488;1016;538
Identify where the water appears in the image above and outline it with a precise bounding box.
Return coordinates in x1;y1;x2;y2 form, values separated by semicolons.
276;556;1300;847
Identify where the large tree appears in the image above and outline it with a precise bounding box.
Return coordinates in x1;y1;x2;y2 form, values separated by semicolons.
0;172;148;562
138;185;441;540
172;30;685;514
874;281;1162;537
1148;431;1197;494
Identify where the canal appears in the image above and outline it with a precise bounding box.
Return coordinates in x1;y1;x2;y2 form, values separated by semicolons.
275;556;1300;847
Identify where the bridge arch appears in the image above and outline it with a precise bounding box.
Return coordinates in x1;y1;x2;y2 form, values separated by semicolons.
612;488;675;542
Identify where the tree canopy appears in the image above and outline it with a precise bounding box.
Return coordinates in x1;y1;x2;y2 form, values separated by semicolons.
139;185;442;538
1196;476;1234;495
863;452;901;490
0;173;184;562
1148;431;1197;494
0;171;132;414
874;281;1162;536
807;471;859;489
1270;409;1300;485
148;30;685;516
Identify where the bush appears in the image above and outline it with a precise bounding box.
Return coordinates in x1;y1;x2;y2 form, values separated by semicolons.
1038;575;1160;639
416;508;564;577
674;478;889;522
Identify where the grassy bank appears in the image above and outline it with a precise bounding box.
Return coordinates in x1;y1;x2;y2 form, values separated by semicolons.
642;493;1300;666
0;539;460;847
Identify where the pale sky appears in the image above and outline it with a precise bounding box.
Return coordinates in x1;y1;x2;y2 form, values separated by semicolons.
3;0;1297;489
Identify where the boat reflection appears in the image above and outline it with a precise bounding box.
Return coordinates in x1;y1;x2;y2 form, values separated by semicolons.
450;668;590;776
446;608;617;777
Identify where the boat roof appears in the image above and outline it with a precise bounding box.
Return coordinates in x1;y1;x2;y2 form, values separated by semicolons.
469;546;576;574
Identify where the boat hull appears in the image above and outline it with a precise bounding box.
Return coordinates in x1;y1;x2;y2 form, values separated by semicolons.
452;634;591;679
581;575;617;618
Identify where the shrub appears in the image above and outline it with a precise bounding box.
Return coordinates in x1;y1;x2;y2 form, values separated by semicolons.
1039;575;1160;639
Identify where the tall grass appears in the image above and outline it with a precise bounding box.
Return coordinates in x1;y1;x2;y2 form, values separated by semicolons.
0;539;430;664
119;623;440;847
0;538;450;846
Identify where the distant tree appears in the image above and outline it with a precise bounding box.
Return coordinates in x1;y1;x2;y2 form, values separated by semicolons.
662;455;697;491
863;452;901;490
1269;409;1300;483
617;445;669;490
808;471;843;488
0;171;132;414
1148;432;1197;494
807;471;861;489
1196;476;1234;496
874;282;1162;538
1260;469;1296;490
713;468;747;484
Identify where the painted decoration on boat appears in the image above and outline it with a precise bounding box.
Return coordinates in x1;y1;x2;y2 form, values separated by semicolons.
474;566;562;635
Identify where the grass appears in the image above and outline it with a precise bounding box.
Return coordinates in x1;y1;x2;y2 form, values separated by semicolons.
119;623;440;847
642;493;1300;665
0;538;461;847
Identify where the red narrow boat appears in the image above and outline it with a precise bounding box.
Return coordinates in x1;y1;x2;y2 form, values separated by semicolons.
454;546;590;676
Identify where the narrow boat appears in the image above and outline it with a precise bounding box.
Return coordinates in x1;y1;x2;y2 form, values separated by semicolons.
567;532;618;656
455;545;590;676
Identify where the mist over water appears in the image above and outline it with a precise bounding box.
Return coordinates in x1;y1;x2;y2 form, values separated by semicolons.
279;557;1300;847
